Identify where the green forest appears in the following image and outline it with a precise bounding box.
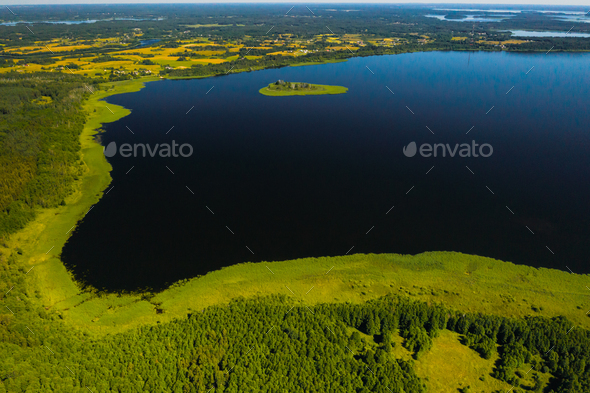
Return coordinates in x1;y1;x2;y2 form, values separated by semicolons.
2;289;590;392
0;73;102;237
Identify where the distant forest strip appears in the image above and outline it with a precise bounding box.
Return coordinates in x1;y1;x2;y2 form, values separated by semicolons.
1;292;589;392
160;35;590;80
0;73;100;237
0;4;589;40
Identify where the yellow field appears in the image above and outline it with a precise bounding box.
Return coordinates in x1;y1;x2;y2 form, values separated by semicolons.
181;23;222;28
3;45;44;53
267;51;298;56
452;37;468;41
183;43;215;48
112;47;177;56
504;40;529;44
4;38;129;54
192;50;226;55
47;44;94;51
1;38;236;76
478;40;529;45
330;46;359;51
191;58;227;64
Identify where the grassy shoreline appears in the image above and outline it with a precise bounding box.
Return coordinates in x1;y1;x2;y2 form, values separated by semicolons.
3;76;160;325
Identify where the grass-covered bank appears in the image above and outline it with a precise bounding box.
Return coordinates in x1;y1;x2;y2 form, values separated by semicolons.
1;77;159;324
37;251;590;336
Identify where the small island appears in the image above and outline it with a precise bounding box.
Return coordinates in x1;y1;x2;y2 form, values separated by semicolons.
259;80;348;96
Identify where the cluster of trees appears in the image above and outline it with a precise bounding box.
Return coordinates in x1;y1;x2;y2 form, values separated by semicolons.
270;81;316;91
0;294;428;392
1;289;589;392
0;72;95;237
462;332;496;359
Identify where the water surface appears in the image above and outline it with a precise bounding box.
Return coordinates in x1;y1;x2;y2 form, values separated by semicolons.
425;14;512;22
510;30;590;37
62;51;590;291
0;18;163;26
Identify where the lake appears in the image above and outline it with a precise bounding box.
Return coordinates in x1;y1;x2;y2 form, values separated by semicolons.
138;39;161;48
62;51;590;291
425;14;512;22
510;30;590;38
0;18;163;26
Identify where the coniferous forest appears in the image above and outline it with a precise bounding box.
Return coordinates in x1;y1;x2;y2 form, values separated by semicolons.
1;292;590;392
0;73;97;236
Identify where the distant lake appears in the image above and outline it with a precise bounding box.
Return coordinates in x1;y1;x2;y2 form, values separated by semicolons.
62;51;590;291
425;14;512;22
552;16;590;23
0;18;163;26
429;9;590;23
510;30;590;37
138;39;160;47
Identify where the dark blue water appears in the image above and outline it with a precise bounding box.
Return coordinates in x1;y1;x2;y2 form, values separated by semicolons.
62;51;590;291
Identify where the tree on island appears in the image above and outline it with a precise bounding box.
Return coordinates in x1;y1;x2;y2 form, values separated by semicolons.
273;80;313;90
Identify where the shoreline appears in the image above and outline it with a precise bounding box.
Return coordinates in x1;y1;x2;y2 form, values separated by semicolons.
162;58;351;80
4;76;160;324
4;63;589;337
159;49;590;82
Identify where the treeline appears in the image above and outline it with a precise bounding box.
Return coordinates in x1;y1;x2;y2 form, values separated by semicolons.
1;288;589;392
0;72;96;237
161;44;415;78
